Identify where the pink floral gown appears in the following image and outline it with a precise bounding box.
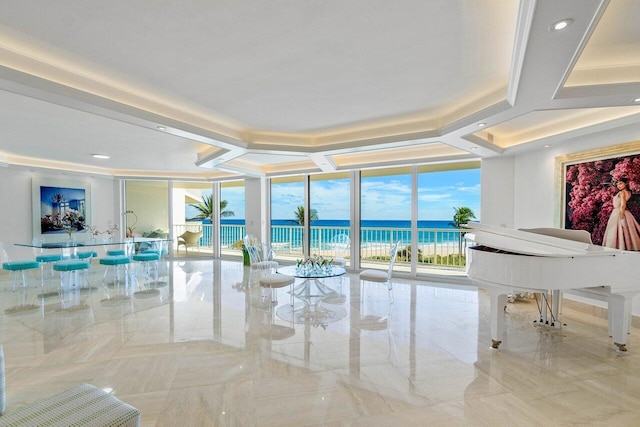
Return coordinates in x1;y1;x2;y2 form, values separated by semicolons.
602;192;640;250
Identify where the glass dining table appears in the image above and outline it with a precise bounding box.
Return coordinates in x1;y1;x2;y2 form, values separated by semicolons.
276;264;347;327
16;237;169;254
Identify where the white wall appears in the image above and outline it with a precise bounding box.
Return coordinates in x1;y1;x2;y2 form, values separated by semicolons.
125;181;169;234
0;167;118;245
244;177;263;240
480;156;515;228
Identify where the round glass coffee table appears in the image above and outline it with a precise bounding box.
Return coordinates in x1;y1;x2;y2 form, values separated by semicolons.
276;265;347;327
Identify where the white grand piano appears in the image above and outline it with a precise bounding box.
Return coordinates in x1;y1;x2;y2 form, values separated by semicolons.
465;223;640;352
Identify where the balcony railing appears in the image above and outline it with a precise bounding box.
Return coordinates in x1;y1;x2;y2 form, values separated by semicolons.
173;223;468;271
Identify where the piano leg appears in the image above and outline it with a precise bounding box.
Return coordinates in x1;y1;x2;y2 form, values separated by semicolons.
608;293;634;352
486;287;508;349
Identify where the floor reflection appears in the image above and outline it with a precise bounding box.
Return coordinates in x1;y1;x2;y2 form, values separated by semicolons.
2;259;640;425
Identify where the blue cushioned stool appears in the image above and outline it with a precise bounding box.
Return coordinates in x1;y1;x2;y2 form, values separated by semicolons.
106;249;126;256
2;260;40;292
53;259;91;289
100;255;131;285
73;251;98;260
132;252;160;285
35;253;65;263
36;253;67;288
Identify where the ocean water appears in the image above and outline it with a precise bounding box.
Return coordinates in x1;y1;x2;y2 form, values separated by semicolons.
221;219;460;246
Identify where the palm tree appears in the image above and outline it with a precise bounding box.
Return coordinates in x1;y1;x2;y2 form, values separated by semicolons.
450;207;476;264
190;195;235;222
292;206;319;226
450;206;476;228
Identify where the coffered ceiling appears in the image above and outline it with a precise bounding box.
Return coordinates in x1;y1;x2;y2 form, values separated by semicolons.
0;0;638;179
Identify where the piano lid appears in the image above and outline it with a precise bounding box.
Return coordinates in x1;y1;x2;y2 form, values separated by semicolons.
464;223;622;257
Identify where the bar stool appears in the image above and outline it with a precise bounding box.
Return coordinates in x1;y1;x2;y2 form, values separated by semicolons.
74;251;98;260
53;259;91;289
132;251;160;286
35;253;67;290
106;249;126;256
2;260;40;292
1;242;40;292
99;255;131;285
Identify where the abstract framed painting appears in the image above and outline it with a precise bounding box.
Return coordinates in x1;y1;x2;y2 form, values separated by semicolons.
555;141;640;250
31;178;92;240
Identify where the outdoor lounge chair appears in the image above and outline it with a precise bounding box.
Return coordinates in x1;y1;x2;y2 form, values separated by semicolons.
177;230;202;254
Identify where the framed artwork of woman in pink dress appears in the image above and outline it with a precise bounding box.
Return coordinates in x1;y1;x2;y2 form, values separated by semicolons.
563;149;640;250
601;178;640;250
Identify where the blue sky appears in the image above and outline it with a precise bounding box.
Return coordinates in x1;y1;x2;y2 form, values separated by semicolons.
189;168;481;222
272;169;480;221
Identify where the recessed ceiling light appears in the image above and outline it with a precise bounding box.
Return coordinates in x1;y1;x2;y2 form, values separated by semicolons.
92;154;109;159
551;19;573;31
470;146;478;150
477;123;486;128
544;144;551;148
634;97;640;103
156;125;166;131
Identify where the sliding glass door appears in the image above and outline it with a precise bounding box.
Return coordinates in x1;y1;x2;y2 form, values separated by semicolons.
270;176;305;259
220;181;245;258
310;172;351;266
417;162;480;272
360;167;412;272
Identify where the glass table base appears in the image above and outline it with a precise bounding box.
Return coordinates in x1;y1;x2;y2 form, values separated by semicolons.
276;301;347;328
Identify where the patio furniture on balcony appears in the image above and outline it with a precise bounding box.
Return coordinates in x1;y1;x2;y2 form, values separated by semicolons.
177;230;202;254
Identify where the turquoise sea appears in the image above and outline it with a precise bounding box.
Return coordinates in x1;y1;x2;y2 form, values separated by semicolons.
220;219;458;246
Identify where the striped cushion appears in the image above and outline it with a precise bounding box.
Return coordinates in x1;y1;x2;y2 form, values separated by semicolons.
2;261;40;271
53;260;90;272
0;383;140;426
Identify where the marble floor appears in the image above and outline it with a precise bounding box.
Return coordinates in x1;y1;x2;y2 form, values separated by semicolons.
1;259;640;426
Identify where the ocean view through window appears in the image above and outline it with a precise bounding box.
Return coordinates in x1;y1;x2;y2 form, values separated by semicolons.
217;164;481;274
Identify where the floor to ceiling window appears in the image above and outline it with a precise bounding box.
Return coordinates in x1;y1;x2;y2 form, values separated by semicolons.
310;172;351;265
122;160;480;276
360;167;412;272
220;181;246;257
417;162;481;273
270;176;305;259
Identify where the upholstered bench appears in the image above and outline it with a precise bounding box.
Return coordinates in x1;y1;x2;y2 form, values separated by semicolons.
0;346;140;426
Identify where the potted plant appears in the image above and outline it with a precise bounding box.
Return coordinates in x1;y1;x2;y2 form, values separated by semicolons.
232;240;250;266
